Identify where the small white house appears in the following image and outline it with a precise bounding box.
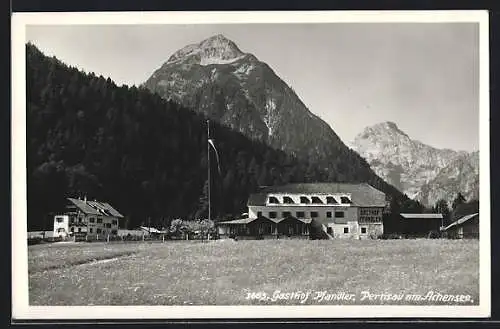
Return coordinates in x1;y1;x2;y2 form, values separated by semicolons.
53;197;124;240
53;214;70;238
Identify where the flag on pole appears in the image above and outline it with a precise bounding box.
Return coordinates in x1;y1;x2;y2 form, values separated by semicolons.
208;138;222;175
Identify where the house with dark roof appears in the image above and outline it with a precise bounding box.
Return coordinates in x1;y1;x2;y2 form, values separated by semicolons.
217;183;387;239
442;213;479;239
399;213;443;237
53;197;124;240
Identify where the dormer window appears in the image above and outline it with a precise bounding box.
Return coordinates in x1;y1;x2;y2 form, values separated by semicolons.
326;196;338;204
300;196;310;204
268;196;280;204
283;196;294;204
340;196;352;204
311;196;323;204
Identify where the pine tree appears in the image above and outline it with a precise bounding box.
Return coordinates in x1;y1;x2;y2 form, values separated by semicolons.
194;180;209;220
452;192;466;211
434;199;451;226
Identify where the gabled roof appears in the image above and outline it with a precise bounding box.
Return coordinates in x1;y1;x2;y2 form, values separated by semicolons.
443;213;479;231
400;213;443;219
273;216;313;224
247;183;386;207
217;217;256;225
139;226;167;234
217;216;313;225
220;216;277;224
67;198;124;218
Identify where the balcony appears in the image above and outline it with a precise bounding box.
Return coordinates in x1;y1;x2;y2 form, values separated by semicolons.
70;221;88;227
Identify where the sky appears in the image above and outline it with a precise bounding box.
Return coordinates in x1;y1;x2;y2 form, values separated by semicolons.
26;22;480;152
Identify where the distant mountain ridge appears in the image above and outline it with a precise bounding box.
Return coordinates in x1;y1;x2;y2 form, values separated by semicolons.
416;151;479;206
142;34;402;195
350;121;479;206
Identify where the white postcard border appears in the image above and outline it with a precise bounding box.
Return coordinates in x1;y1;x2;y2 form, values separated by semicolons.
11;10;491;320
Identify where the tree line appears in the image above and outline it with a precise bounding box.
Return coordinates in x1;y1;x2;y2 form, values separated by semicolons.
432;193;479;227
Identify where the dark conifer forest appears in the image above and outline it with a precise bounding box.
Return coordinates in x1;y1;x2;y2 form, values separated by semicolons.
26;43;420;231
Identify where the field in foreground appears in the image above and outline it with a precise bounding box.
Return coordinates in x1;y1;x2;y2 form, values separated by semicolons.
28;239;479;305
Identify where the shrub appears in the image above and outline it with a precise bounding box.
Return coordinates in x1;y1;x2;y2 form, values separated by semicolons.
428;230;441;239
377;233;402;240
108;235;122;242
28;237;43;245
42;236;63;243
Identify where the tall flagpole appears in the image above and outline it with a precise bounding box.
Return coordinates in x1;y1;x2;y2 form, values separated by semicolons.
207;120;211;223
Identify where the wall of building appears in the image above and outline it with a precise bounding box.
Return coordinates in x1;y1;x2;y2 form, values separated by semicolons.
86;215;119;237
358;207;384;239
66;213;119;238
359;223;383;239
326;221;359;239
462;217;479;238
449;216;479;239
248;205;385;239
401;218;442;237
358;207;384;223
325;221;382;239
248;205;355;223
218;224;250;236
53;215;70;238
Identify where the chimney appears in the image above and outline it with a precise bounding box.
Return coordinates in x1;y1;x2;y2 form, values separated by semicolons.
84;195;87;203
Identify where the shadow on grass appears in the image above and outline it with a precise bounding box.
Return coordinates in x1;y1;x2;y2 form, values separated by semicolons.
29;251;138;273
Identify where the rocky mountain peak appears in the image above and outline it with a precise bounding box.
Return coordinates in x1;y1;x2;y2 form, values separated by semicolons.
166;34;246;66
360;121;410;140
351;122;478;206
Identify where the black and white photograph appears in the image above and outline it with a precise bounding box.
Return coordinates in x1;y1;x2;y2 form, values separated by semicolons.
11;11;490;319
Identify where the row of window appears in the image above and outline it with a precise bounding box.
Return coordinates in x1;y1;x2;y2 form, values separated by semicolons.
247;225;368;235
326;227;368;234
70;217;118;225
268;195;352;205
88;218;118;225
257;211;345;219
359;209;382;216
61;216;118;226
358;216;382;223
228;224;311;236
69;227;117;234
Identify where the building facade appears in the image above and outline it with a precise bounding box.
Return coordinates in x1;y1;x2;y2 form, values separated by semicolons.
217;183;387;239
53;197;124;240
443;213;479;239
399;213;443;237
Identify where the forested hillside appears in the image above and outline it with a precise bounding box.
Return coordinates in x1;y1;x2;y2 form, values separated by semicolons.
26;43;416;231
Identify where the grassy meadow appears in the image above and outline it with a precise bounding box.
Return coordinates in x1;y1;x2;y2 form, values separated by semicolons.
28;239;479;306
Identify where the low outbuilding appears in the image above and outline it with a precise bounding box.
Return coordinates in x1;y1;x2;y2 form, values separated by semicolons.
442;213;479;239
399;213;443;237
